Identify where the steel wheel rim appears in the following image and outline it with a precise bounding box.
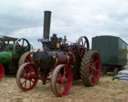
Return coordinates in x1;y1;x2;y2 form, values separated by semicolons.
13;38;31;54
25;53;32;62
55;65;72;96
18;51;32;67
19;63;38;91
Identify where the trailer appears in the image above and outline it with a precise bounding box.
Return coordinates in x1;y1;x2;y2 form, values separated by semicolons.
92;35;128;74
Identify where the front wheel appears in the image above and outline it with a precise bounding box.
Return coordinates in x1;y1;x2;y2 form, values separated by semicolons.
80;50;101;86
50;64;73;97
16;63;38;91
18;51;32;67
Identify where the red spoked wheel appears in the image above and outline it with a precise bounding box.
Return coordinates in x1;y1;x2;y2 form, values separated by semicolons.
16;63;38;91
0;64;4;80
51;64;73;97
80;50;101;86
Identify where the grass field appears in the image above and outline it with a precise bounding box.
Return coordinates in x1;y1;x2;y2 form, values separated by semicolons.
0;76;128;102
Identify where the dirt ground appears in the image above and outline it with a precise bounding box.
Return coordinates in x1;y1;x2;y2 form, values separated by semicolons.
0;76;128;102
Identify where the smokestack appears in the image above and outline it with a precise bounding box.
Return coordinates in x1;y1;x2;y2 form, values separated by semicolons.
43;11;51;40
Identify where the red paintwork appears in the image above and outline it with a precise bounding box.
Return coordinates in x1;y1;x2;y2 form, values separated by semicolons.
79;47;86;57
0;64;4;80
19;63;38;91
51;52;74;97
85;54;101;86
16;38;101;97
56;64;73;97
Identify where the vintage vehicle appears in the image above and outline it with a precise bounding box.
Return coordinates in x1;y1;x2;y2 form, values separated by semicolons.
16;11;102;97
0;36;31;80
92;35;128;74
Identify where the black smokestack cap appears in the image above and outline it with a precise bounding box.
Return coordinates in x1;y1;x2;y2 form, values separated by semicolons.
43;11;51;40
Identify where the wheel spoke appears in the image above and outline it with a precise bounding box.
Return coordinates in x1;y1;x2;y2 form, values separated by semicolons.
26;55;32;62
78;36;89;49
16;63;38;91
51;64;73;97
83;40;86;47
31;78;36;83
56;74;67;95
81;39;84;45
29;80;32;87
78;37;90;57
22;80;27;87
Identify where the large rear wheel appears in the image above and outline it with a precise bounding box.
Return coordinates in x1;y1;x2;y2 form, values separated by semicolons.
51;64;73;97
80;50;101;86
16;63;38;91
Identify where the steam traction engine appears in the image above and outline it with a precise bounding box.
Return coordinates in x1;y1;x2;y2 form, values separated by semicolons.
16;11;102;97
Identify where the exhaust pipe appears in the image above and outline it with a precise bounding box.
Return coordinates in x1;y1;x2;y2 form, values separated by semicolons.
43;11;51;40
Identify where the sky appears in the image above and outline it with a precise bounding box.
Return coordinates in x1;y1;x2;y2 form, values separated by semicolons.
0;0;128;48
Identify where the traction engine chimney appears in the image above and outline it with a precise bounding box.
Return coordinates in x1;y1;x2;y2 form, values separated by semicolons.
43;11;51;40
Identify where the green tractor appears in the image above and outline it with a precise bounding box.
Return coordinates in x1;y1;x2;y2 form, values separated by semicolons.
0;36;31;80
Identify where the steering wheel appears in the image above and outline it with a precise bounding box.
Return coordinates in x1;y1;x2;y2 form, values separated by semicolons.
13;38;31;54
77;36;90;57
